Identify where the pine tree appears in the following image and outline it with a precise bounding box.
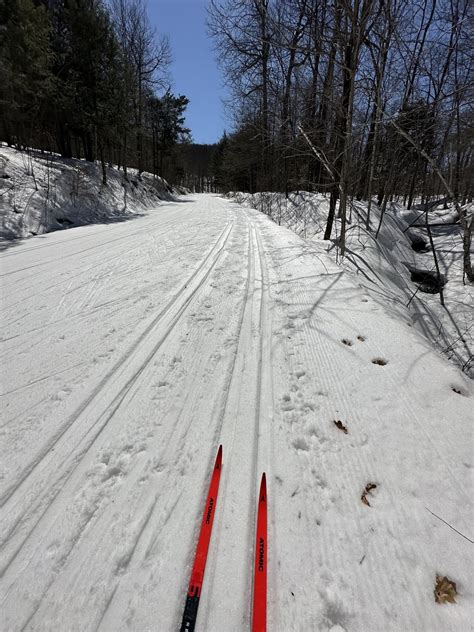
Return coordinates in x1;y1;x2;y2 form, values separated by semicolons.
0;0;53;147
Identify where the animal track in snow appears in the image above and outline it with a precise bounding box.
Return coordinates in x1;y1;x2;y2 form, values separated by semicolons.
51;386;72;402
293;437;310;451
307;424;328;444
281;394;295;411
312;471;328;489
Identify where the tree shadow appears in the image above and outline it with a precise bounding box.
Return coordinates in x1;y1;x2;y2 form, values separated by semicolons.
0;204;181;254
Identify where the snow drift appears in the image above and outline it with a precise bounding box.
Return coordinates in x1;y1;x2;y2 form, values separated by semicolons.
227;191;473;377
0;145;181;241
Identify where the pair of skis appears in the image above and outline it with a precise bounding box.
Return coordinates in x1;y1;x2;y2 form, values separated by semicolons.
180;446;267;632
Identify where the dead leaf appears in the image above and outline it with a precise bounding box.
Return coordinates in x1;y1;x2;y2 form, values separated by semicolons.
361;483;377;507
333;419;348;434
434;575;457;604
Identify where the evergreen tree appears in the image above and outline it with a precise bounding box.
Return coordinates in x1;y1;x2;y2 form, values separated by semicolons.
0;0;53;147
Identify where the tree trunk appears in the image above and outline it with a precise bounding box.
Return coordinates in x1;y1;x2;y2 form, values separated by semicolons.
98;138;107;185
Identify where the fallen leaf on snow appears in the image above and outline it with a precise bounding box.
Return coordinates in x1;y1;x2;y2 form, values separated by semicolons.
434;575;457;604
361;483;377;507
333;420;348;434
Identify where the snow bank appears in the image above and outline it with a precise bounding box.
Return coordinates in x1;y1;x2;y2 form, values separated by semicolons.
0;145;182;240
227;191;473;377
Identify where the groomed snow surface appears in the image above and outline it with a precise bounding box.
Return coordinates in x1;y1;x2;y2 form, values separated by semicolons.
1;194;473;631
230;191;473;378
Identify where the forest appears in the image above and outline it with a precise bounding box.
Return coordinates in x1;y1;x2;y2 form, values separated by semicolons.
1;0;472;278
208;0;472;271
0;0;191;184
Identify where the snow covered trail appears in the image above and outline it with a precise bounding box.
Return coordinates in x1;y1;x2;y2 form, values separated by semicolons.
0;194;472;631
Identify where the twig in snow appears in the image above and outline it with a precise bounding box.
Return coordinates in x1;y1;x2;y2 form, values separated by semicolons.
425;507;474;544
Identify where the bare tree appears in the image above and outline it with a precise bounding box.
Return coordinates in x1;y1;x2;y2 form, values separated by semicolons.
112;0;171;174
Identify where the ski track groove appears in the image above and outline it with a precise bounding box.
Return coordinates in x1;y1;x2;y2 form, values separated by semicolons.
199;218;270;631
165;217;254;630
196;219;255;631
13;211;250;630
0;275;179;352
89;261;246;608
2;197;471;632
258;239;281;630
1;219;232;503
1;214;244;620
252;218;276;629
0;216;186;279
0;221;234;575
1;221;182;311
0;361;86;398
241;222;265;629
0;214;200;309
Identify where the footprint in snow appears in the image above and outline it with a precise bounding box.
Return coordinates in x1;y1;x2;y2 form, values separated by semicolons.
281;394;295;411
293;437;310;451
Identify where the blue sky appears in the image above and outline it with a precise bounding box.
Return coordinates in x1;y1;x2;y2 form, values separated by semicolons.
148;0;228;145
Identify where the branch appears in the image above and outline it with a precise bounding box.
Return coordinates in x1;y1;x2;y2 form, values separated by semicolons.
297;124;340;184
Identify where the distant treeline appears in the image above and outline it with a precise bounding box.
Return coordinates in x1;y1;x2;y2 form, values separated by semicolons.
208;0;472;210
0;0;191;184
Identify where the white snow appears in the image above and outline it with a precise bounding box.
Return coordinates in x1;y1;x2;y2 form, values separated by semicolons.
0;187;473;631
229;191;473;378
0;145;179;241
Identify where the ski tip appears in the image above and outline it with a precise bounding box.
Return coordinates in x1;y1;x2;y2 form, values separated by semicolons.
215;445;223;469
260;472;266;501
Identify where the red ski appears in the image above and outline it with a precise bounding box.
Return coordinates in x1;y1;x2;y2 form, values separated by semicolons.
252;473;267;632
180;445;223;632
